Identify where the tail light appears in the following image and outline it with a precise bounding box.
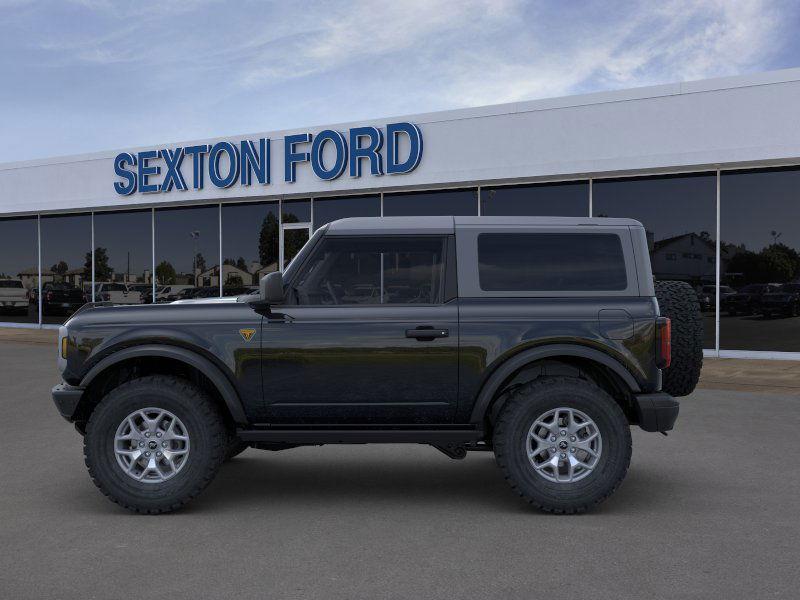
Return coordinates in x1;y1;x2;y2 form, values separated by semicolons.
46;291;54;302
102;293;110;301
656;317;671;369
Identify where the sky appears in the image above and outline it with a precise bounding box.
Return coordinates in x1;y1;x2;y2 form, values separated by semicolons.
1;0;799;163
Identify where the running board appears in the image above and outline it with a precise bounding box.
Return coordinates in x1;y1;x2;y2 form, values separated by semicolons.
237;428;484;444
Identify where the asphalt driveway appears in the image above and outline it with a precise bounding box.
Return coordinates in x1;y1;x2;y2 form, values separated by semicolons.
1;341;798;599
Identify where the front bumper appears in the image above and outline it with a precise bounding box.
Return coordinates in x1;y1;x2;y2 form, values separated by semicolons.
634;392;679;433
52;383;84;421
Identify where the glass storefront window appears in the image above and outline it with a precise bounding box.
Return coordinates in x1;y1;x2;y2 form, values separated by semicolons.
155;206;219;301
480;181;589;216
312;195;380;230
221;201;278;296
282;199;311;224
720;167;800;352
0;217;39;324
40;213;92;324
593;173;717;349
93;210;153;304
383;188;478;216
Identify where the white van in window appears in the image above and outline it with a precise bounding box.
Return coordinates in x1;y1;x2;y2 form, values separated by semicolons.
156;285;195;303
94;283;142;305
0;279;29;314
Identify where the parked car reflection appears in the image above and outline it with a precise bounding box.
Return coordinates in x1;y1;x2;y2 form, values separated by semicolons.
721;283;782;316
32;282;85;315
760;283;800;318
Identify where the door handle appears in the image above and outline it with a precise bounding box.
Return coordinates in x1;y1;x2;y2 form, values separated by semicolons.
405;326;449;340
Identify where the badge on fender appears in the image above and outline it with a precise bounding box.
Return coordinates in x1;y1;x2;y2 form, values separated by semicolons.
239;328;256;342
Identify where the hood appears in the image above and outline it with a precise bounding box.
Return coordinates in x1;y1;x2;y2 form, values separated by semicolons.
170;297;239;305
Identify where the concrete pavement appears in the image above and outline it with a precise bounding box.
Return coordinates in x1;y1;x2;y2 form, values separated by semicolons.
0;341;799;599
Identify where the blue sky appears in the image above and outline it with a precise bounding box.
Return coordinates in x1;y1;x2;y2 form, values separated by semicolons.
1;0;798;163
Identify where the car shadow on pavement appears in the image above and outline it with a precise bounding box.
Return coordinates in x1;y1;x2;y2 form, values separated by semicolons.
57;449;679;516
190;451;677;516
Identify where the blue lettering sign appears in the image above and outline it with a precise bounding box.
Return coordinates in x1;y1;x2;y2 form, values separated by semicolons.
159;148;187;192
208;142;240;188
113;123;422;195
284;133;311;183
137;150;161;194
311;130;348;181
349;127;384;177
113;152;137;195
184;145;210;190
241;139;269;186
386;122;423;175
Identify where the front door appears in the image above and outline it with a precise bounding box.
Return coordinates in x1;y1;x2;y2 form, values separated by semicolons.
260;234;458;425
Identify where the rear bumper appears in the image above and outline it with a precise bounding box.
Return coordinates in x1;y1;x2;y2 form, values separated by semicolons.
52;383;85;421
633;392;679;433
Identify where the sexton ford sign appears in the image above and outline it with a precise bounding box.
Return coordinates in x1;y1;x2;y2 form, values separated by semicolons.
112;122;423;196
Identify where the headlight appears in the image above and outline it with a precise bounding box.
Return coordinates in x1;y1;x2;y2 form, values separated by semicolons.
57;326;68;373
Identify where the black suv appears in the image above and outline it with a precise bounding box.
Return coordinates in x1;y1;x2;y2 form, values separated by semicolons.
52;217;702;514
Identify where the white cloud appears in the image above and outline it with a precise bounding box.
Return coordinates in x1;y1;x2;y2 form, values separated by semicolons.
0;0;793;161
425;0;786;107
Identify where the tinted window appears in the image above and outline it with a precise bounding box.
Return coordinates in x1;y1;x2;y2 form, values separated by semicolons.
478;233;627;291
0;217;38;324
383;189;478;216
0;280;23;288
155;206;219;296
312;195;380;230
292;236;445;305
481;181;589;216
221;201;278;296
593;173;717;348
93;210;152;302
282;199;311;223
40;213;91;324
720;167;800;351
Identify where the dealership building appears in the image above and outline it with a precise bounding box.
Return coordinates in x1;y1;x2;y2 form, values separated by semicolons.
1;68;800;359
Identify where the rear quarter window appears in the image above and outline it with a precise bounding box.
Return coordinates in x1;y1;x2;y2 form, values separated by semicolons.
477;232;628;291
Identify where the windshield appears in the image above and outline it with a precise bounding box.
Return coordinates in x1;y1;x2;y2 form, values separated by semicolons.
781;284;800;293
283;226;327;283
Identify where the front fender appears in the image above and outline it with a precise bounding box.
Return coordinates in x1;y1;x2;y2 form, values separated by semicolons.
79;343;248;426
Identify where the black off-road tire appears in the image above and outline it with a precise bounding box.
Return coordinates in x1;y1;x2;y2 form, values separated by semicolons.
654;280;703;397
84;375;227;514
493;376;632;514
224;437;249;461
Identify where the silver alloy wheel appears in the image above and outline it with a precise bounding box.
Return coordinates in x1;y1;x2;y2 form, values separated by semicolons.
114;408;190;483
526;407;602;483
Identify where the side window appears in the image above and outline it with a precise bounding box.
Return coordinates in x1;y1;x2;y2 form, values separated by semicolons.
477;232;628;292
292;236;446;305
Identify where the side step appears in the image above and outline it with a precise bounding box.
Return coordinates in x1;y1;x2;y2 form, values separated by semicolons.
237;428;484;445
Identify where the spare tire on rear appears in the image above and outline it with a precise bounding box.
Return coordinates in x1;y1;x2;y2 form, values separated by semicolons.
654;280;703;397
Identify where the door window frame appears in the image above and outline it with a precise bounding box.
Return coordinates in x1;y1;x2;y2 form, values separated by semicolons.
283;234;453;307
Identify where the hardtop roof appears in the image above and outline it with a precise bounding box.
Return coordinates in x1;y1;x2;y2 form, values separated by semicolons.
325;215;643;235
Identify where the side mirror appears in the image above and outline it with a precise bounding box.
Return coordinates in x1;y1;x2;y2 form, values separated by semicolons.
260;271;284;304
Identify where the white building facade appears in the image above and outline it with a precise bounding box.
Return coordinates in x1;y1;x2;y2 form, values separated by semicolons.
2;68;800;359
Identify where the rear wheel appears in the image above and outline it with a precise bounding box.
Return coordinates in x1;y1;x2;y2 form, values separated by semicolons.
493;377;632;514
84;375;227;514
655;280;703;397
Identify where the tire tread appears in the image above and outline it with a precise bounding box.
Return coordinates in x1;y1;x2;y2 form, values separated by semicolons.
84;374;227;515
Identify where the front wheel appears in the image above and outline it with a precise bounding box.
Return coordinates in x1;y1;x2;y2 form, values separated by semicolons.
493;377;632;514
84;375;227;514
